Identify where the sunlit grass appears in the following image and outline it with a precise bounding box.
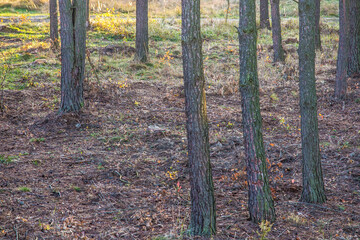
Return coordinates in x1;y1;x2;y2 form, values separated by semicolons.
0;0;46;11
0;0;339;18
0;9;339;93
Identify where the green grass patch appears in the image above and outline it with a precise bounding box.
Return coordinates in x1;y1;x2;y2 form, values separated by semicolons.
0;7;40;15
0;154;18;164
72;186;82;192
17;186;31;192
30;137;45;143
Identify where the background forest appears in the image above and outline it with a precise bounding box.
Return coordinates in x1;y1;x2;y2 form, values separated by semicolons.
0;0;359;239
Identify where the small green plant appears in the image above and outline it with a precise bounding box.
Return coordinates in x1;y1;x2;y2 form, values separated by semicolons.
226;121;234;129
338;205;345;211
0;155;9;164
291;90;298;97
18;187;31;192
270;92;279;102
32;160;40;166
257;220;273;240
341;141;349;149
287;212;308;226
72;186;82;192
90;132;99;137
30;137;45;143
0;155;17;164
320;142;331;148
97;164;105;170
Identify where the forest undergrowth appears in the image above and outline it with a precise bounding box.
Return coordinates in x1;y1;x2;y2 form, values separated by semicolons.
0;13;359;239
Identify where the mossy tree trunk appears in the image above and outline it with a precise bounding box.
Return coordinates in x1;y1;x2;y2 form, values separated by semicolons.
270;0;284;62
239;0;275;223
335;0;350;99
347;0;360;76
135;0;149;63
182;0;216;236
49;0;58;48
59;0;87;113
260;0;271;29
315;0;322;50
298;0;326;203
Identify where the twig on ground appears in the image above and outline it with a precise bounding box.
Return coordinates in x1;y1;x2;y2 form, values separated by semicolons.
113;170;130;184
277;228;288;238
13;225;19;240
49;181;61;198
98;192;105;200
149;108;184;113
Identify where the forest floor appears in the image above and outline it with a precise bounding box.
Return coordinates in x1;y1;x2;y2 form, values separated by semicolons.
0;15;360;240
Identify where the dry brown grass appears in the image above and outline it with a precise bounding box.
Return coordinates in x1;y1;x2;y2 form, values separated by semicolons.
0;0;46;10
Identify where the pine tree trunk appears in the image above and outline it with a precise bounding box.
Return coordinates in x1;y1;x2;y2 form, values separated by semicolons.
182;0;216;236
59;0;87;113
49;0;58;48
239;0;275;223
135;0;149;63
86;0;90;27
347;0;360;76
298;0;326;203
315;0;322;50
260;0;271;30
335;0;350;99
270;0;284;62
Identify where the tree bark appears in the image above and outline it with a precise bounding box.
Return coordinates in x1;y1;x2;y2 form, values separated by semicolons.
49;0;58;48
225;0;230;24
239;0;275;223
260;0;271;30
135;0;149;63
270;0;284;62
335;0;350;99
182;0;216;236
298;0;326;203
347;0;360;76
86;0;90;27
59;0;87;113
315;0;322;50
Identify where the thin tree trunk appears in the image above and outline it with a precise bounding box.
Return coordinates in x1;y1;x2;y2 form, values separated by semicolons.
86;0;90;27
315;0;322;50
335;0;350;99
59;0;87;113
49;0;58;48
182;0;216;236
135;0;149;62
239;0;275;223
270;0;284;62
298;0;326;203
260;0;271;30
347;0;360;76
225;0;230;24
